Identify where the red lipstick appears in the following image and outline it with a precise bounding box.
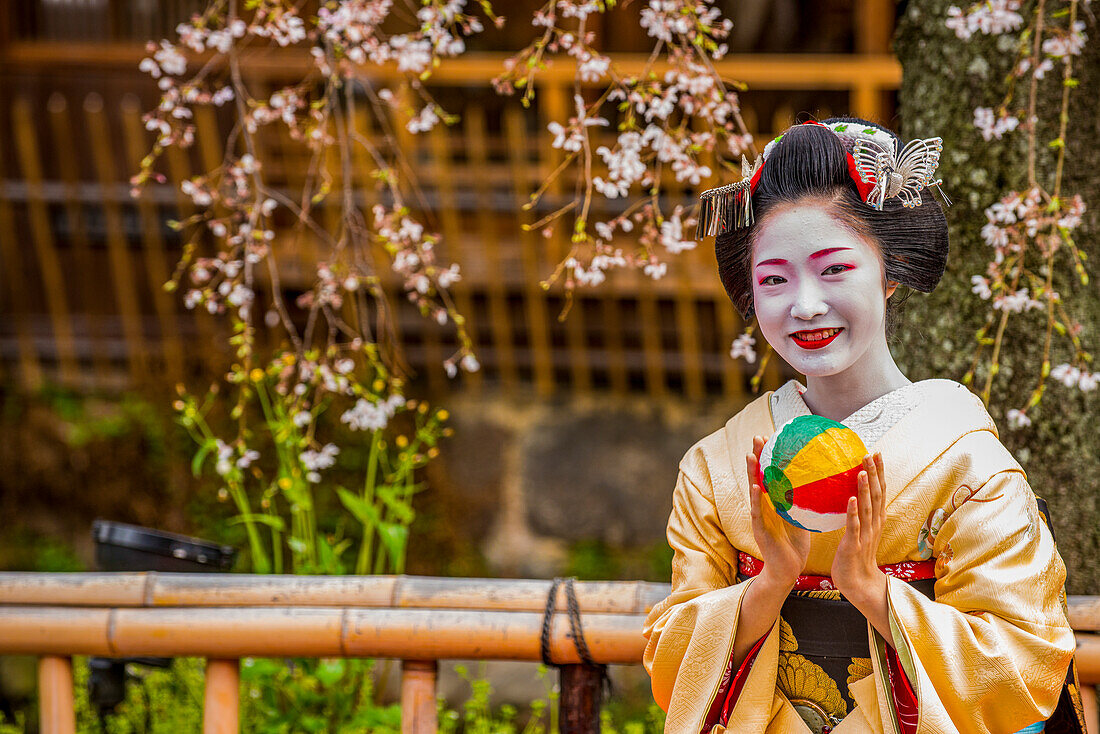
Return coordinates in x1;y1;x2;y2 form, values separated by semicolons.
791;328;843;350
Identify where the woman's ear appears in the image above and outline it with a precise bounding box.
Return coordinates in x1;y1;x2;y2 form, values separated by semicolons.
886;280;899;299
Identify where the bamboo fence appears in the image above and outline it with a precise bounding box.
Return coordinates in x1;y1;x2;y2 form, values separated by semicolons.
0;573;1098;733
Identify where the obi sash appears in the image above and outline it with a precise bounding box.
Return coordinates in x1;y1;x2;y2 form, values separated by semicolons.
736;552;935;731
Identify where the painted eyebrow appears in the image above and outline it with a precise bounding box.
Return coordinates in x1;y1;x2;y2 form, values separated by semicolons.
755;247;854;269
809;247;852;260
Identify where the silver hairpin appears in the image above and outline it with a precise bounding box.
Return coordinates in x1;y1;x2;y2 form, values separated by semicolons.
853;136;948;210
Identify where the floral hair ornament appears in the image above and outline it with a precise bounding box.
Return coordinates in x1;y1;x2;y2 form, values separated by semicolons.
694;120;951;239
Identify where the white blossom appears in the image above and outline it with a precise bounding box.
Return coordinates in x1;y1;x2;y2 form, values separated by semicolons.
730;332;757;364
1005;409;1032;429
1050;363;1081;388
406;104;440;134
390;35;432;72
236;449;260;468
1079;372;1099;392
227;284;254;307
970;275;992;300
1043;21;1087;57
577;54;610;82
300;443;340;472
214;440;234;477
992;288;1038;313
340;394;405;431
437;263;462;288
946;1;1023;39
659;212;696;254
644;261;667;280
559;0;602;20
973;107;1019;142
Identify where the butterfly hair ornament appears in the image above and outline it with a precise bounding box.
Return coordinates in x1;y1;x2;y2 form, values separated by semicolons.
695;120;951;239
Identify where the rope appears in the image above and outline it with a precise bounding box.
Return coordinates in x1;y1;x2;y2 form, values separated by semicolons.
540;577;611;698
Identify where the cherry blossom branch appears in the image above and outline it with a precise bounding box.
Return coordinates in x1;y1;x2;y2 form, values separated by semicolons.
494;0;751;301
950;0;1093;427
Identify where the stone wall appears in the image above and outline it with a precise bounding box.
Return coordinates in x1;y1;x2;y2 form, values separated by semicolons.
415;391;753;580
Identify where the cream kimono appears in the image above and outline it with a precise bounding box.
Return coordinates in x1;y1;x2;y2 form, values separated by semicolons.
643;379;1080;733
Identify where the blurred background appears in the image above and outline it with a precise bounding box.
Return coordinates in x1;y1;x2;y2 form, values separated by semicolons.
0;1;934;730
0;0;900;579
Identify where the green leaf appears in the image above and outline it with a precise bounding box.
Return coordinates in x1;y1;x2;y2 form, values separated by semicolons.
314;659;346;687
317;537;350;574
377;523;410;571
376;485;415;523
229;514;286;532
240;657;283;681
298;714;327;732
192;439;216;477
337;486;381;528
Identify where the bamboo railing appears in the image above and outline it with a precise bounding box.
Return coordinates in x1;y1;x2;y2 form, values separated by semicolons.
1;573;1099;733
0;49;900;399
0;573;667;733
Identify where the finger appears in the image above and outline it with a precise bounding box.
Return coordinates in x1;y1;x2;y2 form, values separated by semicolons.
871;452;885;532
858;468;873;544
753;435;765;462
749;473;765;535
845;495;860;540
748;451;774;521
873;451;886;511
862;454;879;518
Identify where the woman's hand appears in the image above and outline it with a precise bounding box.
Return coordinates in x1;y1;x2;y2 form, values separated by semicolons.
832;452;894;644
732;435;812;666
747;435;811;589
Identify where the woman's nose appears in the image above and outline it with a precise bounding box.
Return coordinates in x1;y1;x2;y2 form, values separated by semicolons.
790;283;828;320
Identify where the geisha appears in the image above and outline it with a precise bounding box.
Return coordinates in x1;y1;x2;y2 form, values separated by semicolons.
642;119;1085;734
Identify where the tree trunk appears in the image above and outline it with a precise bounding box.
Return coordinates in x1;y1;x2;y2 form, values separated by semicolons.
893;1;1100;592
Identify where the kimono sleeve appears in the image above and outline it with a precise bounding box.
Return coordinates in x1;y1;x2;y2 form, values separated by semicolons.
643;467;782;733
884;469;1075;734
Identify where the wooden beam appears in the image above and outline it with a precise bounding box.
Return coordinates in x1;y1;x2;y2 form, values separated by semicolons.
401;660;438;734
202;659;239;734
37;656;75;734
0;43;902;89
560;664;602;734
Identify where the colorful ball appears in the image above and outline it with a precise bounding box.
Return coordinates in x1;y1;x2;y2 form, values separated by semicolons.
757;415;868;533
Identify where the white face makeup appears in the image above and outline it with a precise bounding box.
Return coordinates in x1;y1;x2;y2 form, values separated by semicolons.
751;204;895;380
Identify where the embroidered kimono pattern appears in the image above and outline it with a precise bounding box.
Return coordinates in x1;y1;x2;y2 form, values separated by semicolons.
643;379;1083;734
734;551;935;734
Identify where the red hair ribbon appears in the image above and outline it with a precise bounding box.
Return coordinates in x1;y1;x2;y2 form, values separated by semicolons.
746;120;878;204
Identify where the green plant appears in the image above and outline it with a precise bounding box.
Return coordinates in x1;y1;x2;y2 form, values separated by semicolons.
240;657;400;733
438;664;555;734
178;352;450;576
599;703;666;734
67;656;204;734
0;711;24;733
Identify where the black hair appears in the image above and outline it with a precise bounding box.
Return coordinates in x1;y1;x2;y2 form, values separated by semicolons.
714;117;949;321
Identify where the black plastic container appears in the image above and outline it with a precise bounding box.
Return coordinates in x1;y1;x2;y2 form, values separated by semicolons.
89;521;237;717
92;520;237;573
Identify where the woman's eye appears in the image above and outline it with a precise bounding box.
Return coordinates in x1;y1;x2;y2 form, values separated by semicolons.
759;275;786;286
822;264;852;276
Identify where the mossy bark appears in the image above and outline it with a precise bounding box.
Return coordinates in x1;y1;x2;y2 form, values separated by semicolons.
893;2;1100;592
